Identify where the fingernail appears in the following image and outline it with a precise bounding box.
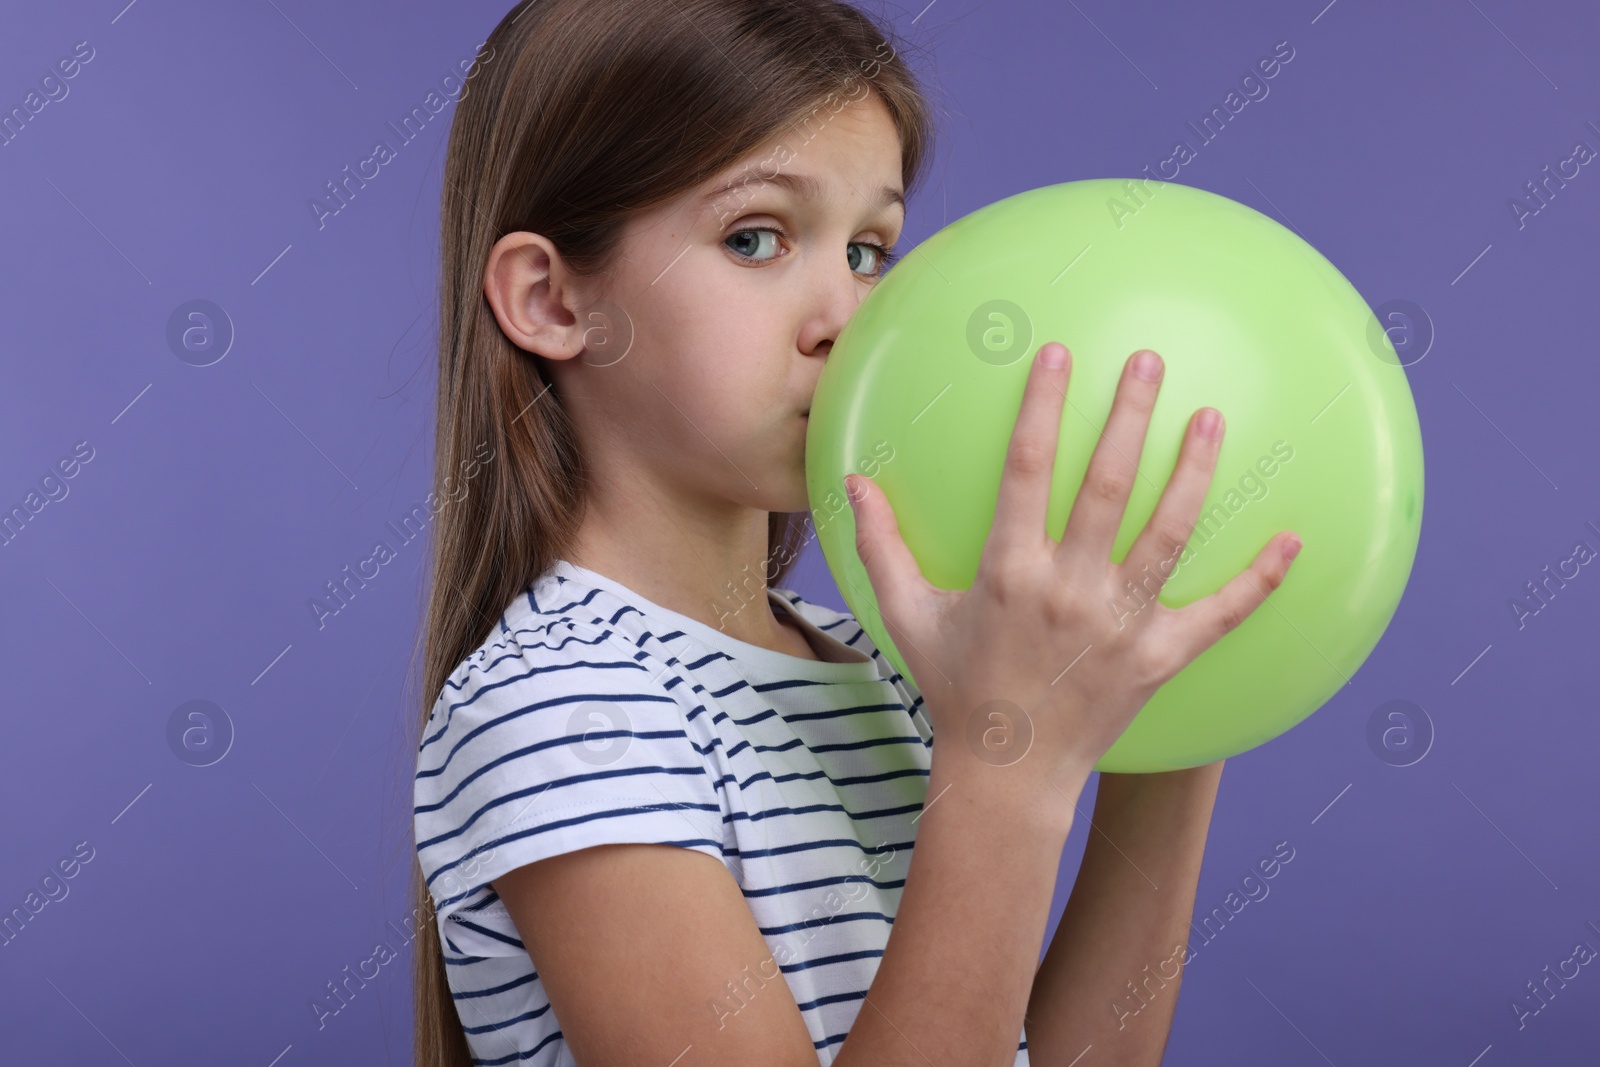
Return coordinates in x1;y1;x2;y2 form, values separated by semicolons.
844;474;860;506
1197;408;1221;439
1282;535;1302;561
1040;343;1066;369
1133;350;1162;380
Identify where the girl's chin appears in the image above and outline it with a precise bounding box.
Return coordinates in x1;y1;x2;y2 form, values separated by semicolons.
775;476;810;516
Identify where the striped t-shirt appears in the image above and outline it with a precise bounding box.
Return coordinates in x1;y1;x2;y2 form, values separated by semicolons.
413;559;1031;1065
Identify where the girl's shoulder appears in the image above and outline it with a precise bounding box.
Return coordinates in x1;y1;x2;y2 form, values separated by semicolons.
443;559;668;689
420;563;684;753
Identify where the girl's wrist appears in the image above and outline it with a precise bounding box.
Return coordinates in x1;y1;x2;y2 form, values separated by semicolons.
927;742;1088;840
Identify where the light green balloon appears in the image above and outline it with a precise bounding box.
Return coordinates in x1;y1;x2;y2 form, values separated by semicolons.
806;179;1424;772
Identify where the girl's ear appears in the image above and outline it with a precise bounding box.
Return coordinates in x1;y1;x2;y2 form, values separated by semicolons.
482;231;594;362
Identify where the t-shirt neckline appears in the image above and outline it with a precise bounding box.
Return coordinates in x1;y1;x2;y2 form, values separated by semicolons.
552;560;884;684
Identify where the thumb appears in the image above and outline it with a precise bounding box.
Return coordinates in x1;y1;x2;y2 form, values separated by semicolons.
844;473;924;627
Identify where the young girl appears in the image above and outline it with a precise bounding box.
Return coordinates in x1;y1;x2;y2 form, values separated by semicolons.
411;1;1300;1064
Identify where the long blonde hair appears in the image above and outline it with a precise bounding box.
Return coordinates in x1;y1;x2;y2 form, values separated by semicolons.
403;0;936;1060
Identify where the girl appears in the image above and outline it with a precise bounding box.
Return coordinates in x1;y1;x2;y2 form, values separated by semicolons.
410;1;1300;1064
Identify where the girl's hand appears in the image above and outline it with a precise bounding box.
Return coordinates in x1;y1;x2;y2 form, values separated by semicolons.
845;342;1300;788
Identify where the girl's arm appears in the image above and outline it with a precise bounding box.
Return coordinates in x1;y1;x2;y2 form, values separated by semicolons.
1023;761;1226;1066
495;741;1083;1067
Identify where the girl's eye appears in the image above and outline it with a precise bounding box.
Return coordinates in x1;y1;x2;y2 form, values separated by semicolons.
725;227;781;262
849;241;901;278
724;225;901;279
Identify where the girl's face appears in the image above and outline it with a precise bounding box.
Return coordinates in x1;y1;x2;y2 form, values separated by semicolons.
545;92;907;516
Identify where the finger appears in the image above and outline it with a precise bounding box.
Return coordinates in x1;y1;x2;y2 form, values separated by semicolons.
843;472;929;635
1157;530;1302;666
1119;406;1225;597
983;342;1072;563
1054;349;1166;571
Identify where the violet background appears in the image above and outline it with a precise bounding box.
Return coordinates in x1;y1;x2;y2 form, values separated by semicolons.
3;0;1597;1063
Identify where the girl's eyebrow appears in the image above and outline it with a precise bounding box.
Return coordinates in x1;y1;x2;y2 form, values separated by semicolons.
700;170;905;215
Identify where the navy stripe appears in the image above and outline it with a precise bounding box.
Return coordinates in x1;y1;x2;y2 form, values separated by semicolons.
422;777;722;870
420;682;681;781
429;804;724;900
417;721;703;815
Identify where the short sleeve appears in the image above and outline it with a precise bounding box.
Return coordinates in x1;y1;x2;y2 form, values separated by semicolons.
413;617;728;959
